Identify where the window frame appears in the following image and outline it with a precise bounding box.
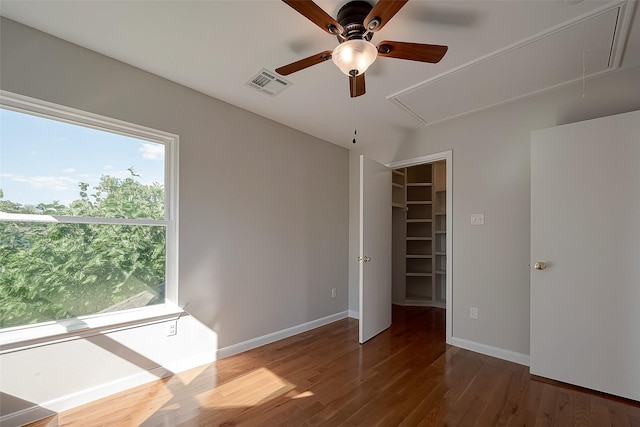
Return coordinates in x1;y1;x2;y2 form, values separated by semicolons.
0;90;180;351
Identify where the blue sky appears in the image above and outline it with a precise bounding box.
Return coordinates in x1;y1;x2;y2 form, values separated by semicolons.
0;108;164;207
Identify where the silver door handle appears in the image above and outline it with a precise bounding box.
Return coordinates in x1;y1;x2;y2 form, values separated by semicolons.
357;256;372;263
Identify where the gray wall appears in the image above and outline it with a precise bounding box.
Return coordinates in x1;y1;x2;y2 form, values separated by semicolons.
0;17;348;421
348;63;640;358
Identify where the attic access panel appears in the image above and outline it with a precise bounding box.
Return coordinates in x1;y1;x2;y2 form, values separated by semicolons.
389;2;630;126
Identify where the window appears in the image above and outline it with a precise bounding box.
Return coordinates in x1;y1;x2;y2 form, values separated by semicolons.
0;92;178;333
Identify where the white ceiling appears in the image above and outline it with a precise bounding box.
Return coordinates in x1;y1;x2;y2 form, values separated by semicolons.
1;0;639;149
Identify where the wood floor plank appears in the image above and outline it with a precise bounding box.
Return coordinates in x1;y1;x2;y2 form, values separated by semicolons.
24;306;640;427
494;366;538;426
554;390;574;426
526;379;547;425
608;399;634;427
535;383;560;427
572;391;593;426
591;395;613;427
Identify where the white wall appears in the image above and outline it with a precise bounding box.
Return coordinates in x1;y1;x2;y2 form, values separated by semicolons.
0;18;349;424
348;64;640;361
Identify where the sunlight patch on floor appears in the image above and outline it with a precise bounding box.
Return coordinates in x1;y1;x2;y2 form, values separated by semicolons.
196;367;296;409
290;390;314;399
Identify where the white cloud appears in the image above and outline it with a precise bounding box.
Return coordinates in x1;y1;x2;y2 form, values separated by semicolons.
0;173;77;191
62;168;76;173
139;143;164;160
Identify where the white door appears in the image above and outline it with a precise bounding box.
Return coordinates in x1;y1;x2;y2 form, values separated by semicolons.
530;110;640;401
359;155;392;343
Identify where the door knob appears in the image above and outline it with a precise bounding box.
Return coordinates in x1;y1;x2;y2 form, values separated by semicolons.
534;261;547;270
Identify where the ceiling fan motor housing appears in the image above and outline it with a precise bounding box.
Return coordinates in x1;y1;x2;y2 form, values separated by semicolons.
336;0;374;41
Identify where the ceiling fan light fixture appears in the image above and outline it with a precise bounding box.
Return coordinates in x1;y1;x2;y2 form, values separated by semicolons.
332;39;378;76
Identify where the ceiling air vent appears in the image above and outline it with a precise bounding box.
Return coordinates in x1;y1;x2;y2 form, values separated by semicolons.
246;68;292;96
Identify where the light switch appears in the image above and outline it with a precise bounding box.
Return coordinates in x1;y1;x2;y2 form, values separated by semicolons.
471;213;485;225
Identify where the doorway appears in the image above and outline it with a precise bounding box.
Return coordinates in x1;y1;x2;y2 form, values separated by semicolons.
386;151;452;343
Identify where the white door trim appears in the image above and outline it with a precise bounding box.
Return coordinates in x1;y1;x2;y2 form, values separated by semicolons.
386;150;453;344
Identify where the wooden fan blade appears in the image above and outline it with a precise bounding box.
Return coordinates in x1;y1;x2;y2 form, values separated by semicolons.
283;0;344;35
377;40;448;63
276;50;333;76
349;73;366;98
364;1;409;32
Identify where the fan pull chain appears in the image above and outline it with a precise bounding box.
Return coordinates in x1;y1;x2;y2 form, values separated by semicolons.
352;97;357;144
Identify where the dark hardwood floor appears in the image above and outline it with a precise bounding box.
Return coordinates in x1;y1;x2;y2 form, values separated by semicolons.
28;306;640;426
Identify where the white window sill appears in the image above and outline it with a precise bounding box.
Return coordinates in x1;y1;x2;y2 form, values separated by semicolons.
0;302;185;354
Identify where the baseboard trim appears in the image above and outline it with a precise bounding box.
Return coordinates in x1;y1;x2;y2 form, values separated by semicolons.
0;351;218;427
449;337;530;366
217;311;349;359
0;367;167;427
348;310;359;319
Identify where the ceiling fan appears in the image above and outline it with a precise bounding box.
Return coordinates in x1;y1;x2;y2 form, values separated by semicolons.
276;0;448;98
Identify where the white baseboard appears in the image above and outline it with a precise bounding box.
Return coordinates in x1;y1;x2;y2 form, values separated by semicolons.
161;349;218;374
0;367;166;427
0;351;218;427
348;310;359;319
217;311;349;359
449;337;530;366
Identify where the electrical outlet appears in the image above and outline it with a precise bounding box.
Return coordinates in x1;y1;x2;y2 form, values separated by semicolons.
166;320;177;336
469;307;478;319
331;288;337;298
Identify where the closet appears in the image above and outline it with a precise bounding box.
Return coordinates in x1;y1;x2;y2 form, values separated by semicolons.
391;161;447;308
